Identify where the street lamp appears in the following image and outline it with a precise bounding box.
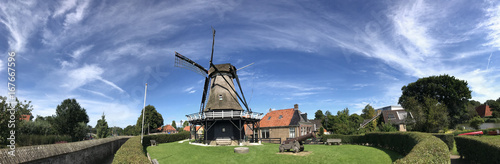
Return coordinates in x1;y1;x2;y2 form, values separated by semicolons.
141;83;148;144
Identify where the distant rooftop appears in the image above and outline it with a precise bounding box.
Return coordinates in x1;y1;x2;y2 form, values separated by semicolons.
376;105;403;111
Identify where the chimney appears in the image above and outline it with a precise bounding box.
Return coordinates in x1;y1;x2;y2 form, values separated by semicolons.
294;104;299;111
269;108;272;112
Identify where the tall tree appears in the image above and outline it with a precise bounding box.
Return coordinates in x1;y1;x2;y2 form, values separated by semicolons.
172;120;177;128
136;105;163;134
361;104;376;119
314;110;325;120
96;113;109;138
402;96;449;132
399;74;471;128
183;121;189;127
53;99;89;141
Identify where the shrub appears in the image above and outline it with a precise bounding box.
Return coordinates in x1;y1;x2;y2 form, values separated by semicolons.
431;133;454;150
113;132;189;163
112;136;150;164
455;136;500;163
17;134;71;146
320;134;365;144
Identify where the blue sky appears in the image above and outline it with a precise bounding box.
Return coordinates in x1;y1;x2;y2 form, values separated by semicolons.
1;0;499;128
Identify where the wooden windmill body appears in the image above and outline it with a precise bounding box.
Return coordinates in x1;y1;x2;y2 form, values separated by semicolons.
175;29;262;145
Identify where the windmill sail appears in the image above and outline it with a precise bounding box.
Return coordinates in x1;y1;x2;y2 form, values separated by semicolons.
174;52;208;76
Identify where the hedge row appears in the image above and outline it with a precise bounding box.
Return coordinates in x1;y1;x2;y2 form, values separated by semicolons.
322;132;450;164
142;131;190;147
17;134;72;146
431;133;454;150
455;136;500;164
113;132;190;164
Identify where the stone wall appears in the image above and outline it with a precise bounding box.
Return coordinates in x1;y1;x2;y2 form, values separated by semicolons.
0;136;130;164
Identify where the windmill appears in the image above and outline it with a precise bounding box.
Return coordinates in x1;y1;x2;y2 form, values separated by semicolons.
175;28;262;145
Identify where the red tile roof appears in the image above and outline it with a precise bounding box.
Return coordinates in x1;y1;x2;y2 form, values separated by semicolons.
476;105;493;117
162;125;177;132
19;115;31;121
260;108;297;128
183;126;201;132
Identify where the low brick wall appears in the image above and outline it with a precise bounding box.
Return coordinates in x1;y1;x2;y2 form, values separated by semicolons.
0;136;131;164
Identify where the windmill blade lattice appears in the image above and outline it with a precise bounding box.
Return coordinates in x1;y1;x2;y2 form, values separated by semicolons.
174;52;208;76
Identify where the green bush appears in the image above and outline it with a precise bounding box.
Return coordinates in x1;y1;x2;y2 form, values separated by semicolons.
17;134;71;146
431;133;454;150
113;136;150;164
113;132;189;164
455;136;500;163
142;131;190;147
324;132;450;163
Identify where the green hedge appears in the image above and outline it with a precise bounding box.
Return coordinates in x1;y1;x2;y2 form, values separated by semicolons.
142;131;190;147
17;134;72;146
322;132;450;164
455;136;500;164
113;132;190;164
431;133;454;150
112;136;150;164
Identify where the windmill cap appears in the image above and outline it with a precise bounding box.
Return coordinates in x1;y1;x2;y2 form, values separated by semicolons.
208;63;237;77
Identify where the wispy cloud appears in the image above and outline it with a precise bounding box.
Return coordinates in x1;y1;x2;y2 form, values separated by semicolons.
184;87;196;94
481;1;500;49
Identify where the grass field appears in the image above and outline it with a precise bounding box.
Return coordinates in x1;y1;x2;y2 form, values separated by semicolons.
147;141;402;164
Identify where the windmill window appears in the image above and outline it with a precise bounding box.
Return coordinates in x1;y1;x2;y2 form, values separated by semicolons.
222;128;225;133
219;95;223;100
279;115;283;119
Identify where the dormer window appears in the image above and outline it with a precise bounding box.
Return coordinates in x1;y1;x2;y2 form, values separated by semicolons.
279;115;283;119
268;116;271;120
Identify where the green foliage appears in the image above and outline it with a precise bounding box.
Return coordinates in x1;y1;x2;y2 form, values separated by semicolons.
113;132;190;164
468;116;484;130
455;136;500;163
136;105;163;134
123;125;139;136
318;126;324;137
322;132;450;163
379;122;397;132
431;133;454;151
17;134;71;146
112;136;150;164
399;74;472;128
182;121;189;127
171;120;177;129
314;109;324;120
402;96;448;132
96;113;109;138
361;104;376;119
0;96;35;145
18;119;57;135
53;99;89;141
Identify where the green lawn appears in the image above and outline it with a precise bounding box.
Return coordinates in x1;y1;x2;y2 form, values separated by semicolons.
148;141;402;164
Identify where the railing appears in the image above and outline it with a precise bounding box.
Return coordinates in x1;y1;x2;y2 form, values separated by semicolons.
186;110;263;121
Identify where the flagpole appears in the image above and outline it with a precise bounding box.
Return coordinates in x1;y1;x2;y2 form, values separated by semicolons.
141;83;148;144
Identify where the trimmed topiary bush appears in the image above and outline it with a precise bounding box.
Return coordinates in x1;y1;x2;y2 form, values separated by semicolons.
431;133;454;150
112;136;150;164
113;132;189;164
455;136;500;164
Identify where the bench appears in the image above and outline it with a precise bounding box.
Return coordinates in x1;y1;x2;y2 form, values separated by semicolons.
150;140;157;146
326;138;342;145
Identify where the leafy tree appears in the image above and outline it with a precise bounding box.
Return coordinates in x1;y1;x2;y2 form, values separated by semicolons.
361;104;376;119
96;113;109;138
123;125;139;136
314;110;325;120
136;105;163;135
324;110;332;117
379;122;397;132
399;75;471;128
318;126;325;137
469;116;484;130
183;121;189;127
402;96;448;132
1;97;37;145
52;99;89;141
172;120;177;129
485;99;500;112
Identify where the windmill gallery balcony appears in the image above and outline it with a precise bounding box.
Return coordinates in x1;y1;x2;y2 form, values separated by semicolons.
186;110;263;122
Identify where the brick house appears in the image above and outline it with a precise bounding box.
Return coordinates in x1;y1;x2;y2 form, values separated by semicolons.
258;104;314;142
381;110;411;131
161;125;178;134
475;104;493;117
184;125;203;139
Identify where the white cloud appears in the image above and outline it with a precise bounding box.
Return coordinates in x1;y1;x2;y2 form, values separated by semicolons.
481;1;500;49
64;0;90;26
184;87;196;94
53;0;77;18
71;45;93;59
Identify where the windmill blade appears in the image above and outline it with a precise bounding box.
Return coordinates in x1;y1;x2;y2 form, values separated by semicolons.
174;52;208;76
234;73;250;112
199;77;210;113
210;27;216;65
237;62;254;71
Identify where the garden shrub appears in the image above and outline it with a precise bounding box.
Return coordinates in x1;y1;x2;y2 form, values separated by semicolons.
431;133;454;150
455;136;500;164
323;132;450;163
17;134;71;146
112;136;150;164
113;132;189;164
